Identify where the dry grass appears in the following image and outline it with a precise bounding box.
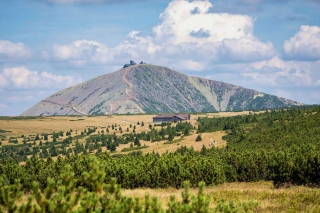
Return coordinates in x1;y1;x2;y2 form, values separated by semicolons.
114;130;227;155
122;181;320;212
14;181;320;212
0;110;256;156
0;112;233;153
2;112;320;212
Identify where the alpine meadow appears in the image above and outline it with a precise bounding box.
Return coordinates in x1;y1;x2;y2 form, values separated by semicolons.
1;0;320;212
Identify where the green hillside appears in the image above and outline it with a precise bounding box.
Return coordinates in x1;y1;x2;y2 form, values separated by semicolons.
1;105;320;212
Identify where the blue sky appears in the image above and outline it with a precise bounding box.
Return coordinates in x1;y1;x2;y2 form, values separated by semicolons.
0;0;320;115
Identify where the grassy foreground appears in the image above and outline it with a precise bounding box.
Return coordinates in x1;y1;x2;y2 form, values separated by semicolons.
12;180;320;212
123;181;320;212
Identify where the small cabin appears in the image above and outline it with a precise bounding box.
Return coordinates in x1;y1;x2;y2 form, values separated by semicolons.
152;114;190;123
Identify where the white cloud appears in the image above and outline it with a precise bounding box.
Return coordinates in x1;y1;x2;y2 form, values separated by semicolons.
219;37;276;62
50;33;160;68
153;0;253;45
153;0;276;62
52;40;108;61
0;67;83;115
50;39;118;68
242;57;320;88
0;40;31;62
49;0;276;69
202;57;320;104
153;1;276;62
283;25;320;61
0;66;81;89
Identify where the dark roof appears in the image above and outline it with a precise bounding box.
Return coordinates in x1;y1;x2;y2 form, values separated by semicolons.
153;114;190;120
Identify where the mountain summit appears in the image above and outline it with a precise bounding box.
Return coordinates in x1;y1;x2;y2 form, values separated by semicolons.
21;64;302;116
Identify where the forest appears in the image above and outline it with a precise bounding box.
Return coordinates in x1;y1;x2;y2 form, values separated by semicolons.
0;105;319;212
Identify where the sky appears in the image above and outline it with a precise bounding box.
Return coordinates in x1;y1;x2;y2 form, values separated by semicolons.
0;0;320;115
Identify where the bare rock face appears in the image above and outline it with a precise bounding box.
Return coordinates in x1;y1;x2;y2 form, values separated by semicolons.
21;64;302;116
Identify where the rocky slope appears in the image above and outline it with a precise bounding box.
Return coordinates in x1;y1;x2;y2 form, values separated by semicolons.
21;64;302;116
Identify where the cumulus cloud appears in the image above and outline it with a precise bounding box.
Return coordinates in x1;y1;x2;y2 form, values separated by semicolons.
219;37;276;62
201;56;320;104
0;66;83;115
50;32;160;68
0;40;31;62
153;1;254;44
0;66;81;89
244;57;320;88
146;0;276;62
51;40;112;67
48;0;276;70
283;25;320;61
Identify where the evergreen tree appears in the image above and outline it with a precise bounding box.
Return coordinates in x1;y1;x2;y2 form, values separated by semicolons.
184;128;189;136
110;143;116;151
196;134;202;142
168;133;174;141
134;137;141;147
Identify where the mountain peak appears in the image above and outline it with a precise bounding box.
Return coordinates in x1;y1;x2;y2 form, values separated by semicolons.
21;65;302;116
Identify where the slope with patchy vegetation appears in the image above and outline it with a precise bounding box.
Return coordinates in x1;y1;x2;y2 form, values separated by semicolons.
21;64;301;116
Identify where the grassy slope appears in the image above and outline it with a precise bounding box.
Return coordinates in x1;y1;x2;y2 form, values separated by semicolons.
0;112;250;153
123;181;320;212
2;110;320;212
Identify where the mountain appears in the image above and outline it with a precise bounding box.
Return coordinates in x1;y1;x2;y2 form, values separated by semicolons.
21;64;302;116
